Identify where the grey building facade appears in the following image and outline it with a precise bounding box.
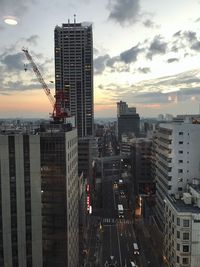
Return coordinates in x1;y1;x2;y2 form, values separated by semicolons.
0;134;43;267
54;21;94;138
0;124;79;267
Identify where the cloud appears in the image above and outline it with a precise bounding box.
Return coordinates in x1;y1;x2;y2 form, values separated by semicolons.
143;19;157;28
0;0;35;18
94;54;110;74
167;58;179;63
171;30;199;54
26;35;39;45
94;44;142;74
0;52;25;71
96;68;200;106
120;44;141;63
146;35;168;59
137;67;150;74
191;41;200;51
0;39;54;95
107;0;140;26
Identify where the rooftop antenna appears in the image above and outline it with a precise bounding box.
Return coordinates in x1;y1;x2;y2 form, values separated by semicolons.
74;14;76;24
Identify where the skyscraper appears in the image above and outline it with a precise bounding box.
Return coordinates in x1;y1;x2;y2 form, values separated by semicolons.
54;19;94;138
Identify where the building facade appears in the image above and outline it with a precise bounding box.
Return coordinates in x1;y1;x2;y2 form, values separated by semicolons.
164;180;200;267
117;101;140;141
0;134;43;267
41;125;79;267
154;122;200;229
0;124;79;267
54;21;94;138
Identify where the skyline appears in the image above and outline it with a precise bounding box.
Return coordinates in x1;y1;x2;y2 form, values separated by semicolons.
1;0;200;118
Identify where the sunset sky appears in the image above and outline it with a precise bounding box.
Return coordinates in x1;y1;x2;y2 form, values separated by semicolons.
1;0;200;118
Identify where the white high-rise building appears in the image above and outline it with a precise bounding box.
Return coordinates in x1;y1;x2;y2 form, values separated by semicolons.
155;121;200;228
164;180;200;267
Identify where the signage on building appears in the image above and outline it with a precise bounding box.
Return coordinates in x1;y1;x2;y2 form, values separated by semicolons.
86;184;90;193
87;195;90;211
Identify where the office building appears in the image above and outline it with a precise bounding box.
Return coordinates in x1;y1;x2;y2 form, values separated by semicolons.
164;179;200;267
0;123;79;267
154;121;200;229
54;20;94;138
131;138;153;196
0;134;43;267
117;101;140;141
41;124;79;267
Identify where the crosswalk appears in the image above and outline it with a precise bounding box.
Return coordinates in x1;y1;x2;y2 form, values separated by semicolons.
102;217;134;225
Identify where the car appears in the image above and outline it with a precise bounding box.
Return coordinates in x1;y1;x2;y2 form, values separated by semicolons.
133;242;139;255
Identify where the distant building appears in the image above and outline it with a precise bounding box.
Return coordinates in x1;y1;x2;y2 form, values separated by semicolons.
154;121;200;229
54;21;94;137
164;179;200;267
158;114;164;121
117;101;140;141
131;138;153;196
165;114;173;121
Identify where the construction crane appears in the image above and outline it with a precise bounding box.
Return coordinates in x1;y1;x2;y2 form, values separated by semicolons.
22;48;69;123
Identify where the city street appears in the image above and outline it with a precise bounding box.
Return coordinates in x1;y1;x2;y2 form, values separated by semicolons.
84;131;163;267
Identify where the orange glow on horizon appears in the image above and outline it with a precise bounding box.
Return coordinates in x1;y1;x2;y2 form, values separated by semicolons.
136;103;161;109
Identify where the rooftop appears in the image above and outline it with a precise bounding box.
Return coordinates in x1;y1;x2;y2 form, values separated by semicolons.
167;194;200;214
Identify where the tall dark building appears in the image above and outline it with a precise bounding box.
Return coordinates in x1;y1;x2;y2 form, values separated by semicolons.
117;101;140;141
54;20;94;137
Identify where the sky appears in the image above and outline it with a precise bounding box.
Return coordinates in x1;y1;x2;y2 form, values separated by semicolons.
1;0;200;118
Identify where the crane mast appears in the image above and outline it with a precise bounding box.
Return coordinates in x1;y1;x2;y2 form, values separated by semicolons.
22;48;69;122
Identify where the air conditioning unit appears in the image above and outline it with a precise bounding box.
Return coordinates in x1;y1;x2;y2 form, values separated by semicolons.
182;192;192;204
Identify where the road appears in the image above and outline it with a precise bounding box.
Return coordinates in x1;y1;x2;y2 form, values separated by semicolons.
84;130;163;267
101;178;141;267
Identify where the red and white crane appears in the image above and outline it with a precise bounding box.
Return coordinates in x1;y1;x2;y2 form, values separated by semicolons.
22;48;69;123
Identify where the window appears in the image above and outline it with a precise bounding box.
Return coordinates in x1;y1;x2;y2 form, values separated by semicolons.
178;187;182;191
178;169;183;173
177;243;180;251
179;150;183;154
182;258;189;264
177;231;180;238
179;160;183;163
183;245;189;252
177;218;180;226
183;220;189;227
179;141;183;144
183;232;189;240
177;256;180;263
179;132;183;135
